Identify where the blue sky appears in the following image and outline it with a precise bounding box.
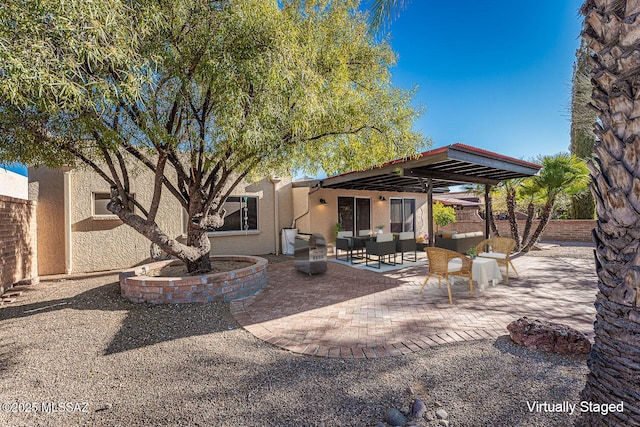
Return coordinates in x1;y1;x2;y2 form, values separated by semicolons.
382;0;584;162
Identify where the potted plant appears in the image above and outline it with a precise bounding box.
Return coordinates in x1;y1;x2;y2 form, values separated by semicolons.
466;246;477;259
376;225;385;235
432;202;457;235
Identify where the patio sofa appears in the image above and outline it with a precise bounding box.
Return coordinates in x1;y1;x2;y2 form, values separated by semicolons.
434;231;485;253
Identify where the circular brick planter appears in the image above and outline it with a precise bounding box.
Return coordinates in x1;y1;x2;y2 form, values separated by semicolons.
119;255;267;304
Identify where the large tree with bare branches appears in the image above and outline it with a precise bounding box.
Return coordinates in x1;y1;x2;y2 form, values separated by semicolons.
0;0;425;273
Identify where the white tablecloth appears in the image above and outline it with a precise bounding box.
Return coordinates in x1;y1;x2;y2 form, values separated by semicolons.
448;257;502;291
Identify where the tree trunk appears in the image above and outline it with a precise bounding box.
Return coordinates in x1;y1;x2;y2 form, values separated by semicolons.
506;187;520;250
520;201;535;246
486;195;500;237
107;197;213;274
578;1;640;425
521;200;553;252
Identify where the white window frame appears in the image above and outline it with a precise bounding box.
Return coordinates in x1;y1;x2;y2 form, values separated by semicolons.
207;195;260;236
92;192;134;219
389;197;416;233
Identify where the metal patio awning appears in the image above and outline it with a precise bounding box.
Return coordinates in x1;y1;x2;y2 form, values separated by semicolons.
319;143;541;192
313;143;541;244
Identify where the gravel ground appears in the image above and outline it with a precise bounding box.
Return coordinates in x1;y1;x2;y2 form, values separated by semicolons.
0;244;594;427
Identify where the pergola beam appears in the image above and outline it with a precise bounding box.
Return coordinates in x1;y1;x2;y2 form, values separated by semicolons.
404;168;500;186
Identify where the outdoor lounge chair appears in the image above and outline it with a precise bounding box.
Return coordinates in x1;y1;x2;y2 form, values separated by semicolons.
474;237;519;283
335;231;354;261
420;247;473;304
365;233;396;269
395;231;417;264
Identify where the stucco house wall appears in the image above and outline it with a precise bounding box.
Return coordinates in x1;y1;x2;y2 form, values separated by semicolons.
203;177;294;256
29;164;294;274
30;165;183;274
29;168;68;275
293;187;429;244
68;166;184;273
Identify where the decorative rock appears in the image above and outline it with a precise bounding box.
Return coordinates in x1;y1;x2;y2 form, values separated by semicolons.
435;409;448;420
424;411;436;421
406;386;415;395
385;408;408;426
507;317;591;355
373;423;386;427
401;406;410;415
438;420;449;427
411;398;427;419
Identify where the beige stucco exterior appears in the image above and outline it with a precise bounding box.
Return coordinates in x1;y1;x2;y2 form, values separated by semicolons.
293;186;430;244
30;165;184;274
29;164;294;274
203;177;294;256
29;159;430;274
29;168;66;275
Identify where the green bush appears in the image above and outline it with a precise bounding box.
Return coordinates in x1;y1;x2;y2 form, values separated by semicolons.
432;202;457;229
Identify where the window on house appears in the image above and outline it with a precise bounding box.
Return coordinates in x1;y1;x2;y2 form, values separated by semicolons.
93;192;135;217
337;196;371;234
390;198;415;233
211;196;258;232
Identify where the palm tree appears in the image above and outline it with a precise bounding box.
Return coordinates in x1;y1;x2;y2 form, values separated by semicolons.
369;0;411;32
579;1;640;425
520;153;589;252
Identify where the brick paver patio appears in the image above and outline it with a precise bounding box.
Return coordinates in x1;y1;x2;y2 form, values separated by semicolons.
230;254;597;359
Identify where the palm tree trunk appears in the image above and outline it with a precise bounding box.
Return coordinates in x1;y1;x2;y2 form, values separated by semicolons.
506;187;520;250
521;200;553;252
578;1;640;425
486;195;500;237
520;201;535;247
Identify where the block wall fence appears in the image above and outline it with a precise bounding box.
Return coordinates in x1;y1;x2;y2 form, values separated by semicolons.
0;195;38;295
442;219;596;243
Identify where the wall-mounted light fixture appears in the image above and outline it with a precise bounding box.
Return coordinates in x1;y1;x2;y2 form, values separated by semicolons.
319;198;328;205
379;196;386;201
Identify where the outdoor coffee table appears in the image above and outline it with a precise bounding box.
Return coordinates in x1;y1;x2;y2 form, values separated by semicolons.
449;257;502;291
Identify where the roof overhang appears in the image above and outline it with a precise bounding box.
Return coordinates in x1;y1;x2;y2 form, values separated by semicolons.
319;143;541;192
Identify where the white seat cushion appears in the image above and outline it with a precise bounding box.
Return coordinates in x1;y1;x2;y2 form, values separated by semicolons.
398;231;414;241
337;231;353;238
447;259;463;272
376;233;394;242
478;252;507;260
358;229;371;236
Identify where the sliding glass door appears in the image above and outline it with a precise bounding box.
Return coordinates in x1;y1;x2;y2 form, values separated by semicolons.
390;198;415;233
338;197;371;234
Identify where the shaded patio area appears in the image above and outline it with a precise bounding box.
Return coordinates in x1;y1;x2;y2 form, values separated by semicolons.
231;253;597;359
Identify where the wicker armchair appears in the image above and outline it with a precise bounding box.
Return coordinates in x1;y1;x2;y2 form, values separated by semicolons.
474;237;518;283
420;247;473;304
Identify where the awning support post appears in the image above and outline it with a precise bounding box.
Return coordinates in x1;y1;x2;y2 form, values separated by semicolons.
484;184;491;238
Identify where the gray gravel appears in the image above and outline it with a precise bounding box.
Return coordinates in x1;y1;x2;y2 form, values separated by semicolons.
0;245;593;427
